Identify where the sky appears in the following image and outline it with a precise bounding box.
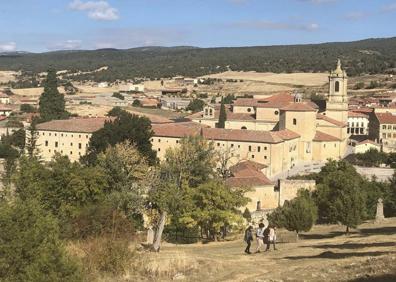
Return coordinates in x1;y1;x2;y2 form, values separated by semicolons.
0;0;395;52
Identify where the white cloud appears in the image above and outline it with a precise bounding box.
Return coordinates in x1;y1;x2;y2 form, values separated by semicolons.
343;11;368;21
69;0;119;21
382;2;396;12
0;42;17;52
230;20;319;31
48;40;82;51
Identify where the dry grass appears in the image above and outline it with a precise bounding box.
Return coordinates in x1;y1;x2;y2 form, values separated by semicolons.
0;70;18;83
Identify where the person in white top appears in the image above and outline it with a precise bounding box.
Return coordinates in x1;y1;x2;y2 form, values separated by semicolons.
265;226;278;251
255;223;265;253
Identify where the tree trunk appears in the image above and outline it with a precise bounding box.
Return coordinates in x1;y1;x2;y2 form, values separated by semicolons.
346;226;349;234
152;211;167;252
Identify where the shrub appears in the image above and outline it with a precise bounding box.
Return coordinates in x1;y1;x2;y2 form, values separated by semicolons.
0;199;82;281
112;92;124;100
81;237;133;275
20;103;36;113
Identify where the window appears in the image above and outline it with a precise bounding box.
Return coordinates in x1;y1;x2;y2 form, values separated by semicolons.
251;154;255;159
78;143;82;149
360;128;364;134
323;144;326;148
248;145;252;152
204;108;208;115
293;118;297;125
49;133;51;136
334;144;336;147
241;126;247;130
79;135;81;138
238;145;240;148
70;151;73;155
86;135;89;138
388;133;392;138
217;143;220;147
383;125;387;129
383;133;387;138
264;156;267;160
335;81;340;92
158;139;161;143
61;150;63;153
71;143;73;146
158;148;161;152
61;134;63;137
55;142;58;148
209;109;213;115
264;146;267;150
247;108;251;113
257;146;261;152
176;140;179;144
274;110;279;115
231;144;234;148
45;141;48;146
55;133;57;137
389;125;392;130
43;132;45;136
347;128;350;134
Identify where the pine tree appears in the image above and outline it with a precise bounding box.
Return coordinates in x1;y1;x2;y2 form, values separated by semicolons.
217;99;227;128
39;69;68;122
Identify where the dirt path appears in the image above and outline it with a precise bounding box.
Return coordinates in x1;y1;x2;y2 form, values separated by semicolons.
143;219;396;281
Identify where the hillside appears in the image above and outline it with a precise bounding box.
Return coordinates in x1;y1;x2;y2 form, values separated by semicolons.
0;37;396;82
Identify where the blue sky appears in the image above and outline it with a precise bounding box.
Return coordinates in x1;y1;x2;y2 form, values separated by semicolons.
0;0;395;52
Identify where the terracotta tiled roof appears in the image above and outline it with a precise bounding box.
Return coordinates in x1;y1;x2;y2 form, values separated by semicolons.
0;105;12;111
316;114;347;127
280;102;317;112
348;111;369;118
273;129;300;140
226;160;273;187
375;113;396;124
36;117;110;133
202;128;284;143
233;98;261;107
152;122;203;138
0;92;9;98
256;93;295;108
313;131;341;142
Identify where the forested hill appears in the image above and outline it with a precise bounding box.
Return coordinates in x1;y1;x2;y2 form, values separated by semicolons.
1;37;396;81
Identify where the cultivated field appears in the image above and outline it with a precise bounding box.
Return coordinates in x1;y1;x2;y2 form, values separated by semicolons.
203;71;329;87
133;219;396;281
0;70;18;83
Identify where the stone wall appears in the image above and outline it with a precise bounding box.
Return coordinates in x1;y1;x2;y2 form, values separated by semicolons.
278;179;316;206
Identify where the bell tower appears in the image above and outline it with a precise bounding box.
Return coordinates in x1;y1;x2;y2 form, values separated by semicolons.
326;59;348;123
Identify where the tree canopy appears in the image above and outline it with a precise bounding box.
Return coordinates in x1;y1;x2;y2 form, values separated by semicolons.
38;69;69;122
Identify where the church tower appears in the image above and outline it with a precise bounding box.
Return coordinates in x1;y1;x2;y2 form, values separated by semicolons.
326;59;348;123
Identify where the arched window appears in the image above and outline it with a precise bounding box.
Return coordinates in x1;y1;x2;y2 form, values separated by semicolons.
293;118;297;125
204;108;208;116
209;109;213;116
335;81;340;92
241;126;247;130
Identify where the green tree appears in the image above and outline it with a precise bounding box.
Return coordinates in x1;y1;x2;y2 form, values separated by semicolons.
85;109;156;165
314;160;366;233
186;99;205;113
132;99;142;107
38;69;69;122
0;199;82;281
268;190;317;239
222;94;235;104
20;103;37;113
112;92;124;100
217;99;227;128
149;135;217;251
107;106;124;117
242;207;251;222
180;180;248;241
2;128;26;150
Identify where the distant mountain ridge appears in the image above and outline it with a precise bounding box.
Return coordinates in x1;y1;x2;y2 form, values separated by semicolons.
1;37;395;81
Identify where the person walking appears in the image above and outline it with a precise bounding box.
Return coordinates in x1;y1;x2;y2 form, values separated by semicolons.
244;226;253;254
255;223;265;253
266;225;278;251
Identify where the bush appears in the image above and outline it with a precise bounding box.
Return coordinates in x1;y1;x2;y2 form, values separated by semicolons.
0;199;82;281
354;82;365;90
132;99;142;107
81;237;133;275
112;92;124;100
20;103;36;113
64;202;136;240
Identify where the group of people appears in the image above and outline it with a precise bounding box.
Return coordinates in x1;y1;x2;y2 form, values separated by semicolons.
244;223;277;254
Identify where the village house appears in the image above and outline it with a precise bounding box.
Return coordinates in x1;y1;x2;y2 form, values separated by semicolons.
0;92;10;104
